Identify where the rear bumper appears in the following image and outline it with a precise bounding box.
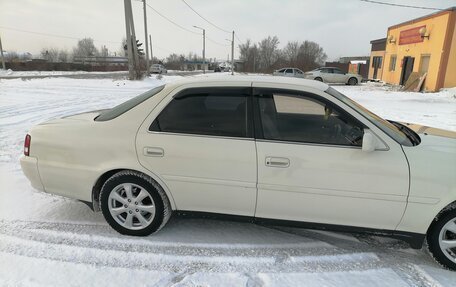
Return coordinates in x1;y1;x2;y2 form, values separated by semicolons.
20;156;45;192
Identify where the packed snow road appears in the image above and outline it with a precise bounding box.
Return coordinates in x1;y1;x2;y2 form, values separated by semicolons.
0;75;455;286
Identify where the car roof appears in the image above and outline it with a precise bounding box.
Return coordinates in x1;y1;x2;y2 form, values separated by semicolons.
163;75;329;92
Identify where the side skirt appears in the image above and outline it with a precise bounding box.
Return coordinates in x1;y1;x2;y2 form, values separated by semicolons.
175;211;425;249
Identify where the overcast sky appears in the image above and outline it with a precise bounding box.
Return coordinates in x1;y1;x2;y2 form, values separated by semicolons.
1;0;454;61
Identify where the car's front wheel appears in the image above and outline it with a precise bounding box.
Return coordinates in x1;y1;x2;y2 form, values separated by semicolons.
427;208;456;270
348;77;358;85
100;170;171;236
314;77;323;82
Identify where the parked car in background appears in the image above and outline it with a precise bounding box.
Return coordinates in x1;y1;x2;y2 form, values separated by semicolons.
20;76;456;270
273;68;305;78
150;64;167;74
304;67;362;85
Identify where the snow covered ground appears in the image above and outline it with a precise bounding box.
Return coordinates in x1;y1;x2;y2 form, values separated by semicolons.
0;74;455;286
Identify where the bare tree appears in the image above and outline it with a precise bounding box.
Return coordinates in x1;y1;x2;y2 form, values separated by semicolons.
73;38;98;57
257;36;280;72
283;41;299;66
297;40;327;71
58;50;70;63
120;38;127;57
238;40;259;72
239;36;327;73
100;45;109;57
40;48;59;62
165;53;185;70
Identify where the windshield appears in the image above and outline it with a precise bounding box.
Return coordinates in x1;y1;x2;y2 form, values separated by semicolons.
95;85;165;121
325;87;414;146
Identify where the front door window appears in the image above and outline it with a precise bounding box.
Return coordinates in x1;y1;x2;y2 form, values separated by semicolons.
258;92;364;146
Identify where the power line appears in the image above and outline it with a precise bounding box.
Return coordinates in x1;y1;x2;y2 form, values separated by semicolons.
235;33;242;43
145;3;200;35
0;25;174;53
154;44;173;54
359;0;444;11
145;3;229;49
206;36;230;47
0;26;120;44
181;0;231;34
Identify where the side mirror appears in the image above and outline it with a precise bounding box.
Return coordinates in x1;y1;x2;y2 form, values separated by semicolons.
362;132;376;152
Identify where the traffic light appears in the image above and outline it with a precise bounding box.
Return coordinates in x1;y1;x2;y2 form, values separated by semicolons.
136;40;144;56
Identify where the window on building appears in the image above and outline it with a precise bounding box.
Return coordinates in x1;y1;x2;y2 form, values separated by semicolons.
258;93;364;146
372;56;382;69
389;55;397;71
150;88;250;138
419;55;431;74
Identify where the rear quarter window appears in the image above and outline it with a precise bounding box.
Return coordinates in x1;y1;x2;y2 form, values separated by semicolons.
95;85;165;121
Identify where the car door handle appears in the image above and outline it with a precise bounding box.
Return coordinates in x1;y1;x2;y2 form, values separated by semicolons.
144;147;164;157
265;157;290;168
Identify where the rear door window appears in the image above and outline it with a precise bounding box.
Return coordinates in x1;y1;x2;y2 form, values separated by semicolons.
150;88;252;138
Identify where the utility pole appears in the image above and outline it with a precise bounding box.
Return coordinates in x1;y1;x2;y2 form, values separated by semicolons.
124;0;141;80
193;26;205;74
149;34;153;64
0;34;5;70
231;31;235;75
142;0;150;74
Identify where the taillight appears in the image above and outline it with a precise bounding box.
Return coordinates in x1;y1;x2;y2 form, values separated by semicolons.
24;134;31;156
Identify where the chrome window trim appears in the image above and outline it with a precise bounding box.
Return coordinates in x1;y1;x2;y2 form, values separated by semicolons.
147;130;389;150
147;130;255;141
255;138;362;149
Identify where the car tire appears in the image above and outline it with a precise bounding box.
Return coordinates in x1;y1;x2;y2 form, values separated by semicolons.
314;77;323;82
348;77;358;85
100;170;172;236
427;208;456;270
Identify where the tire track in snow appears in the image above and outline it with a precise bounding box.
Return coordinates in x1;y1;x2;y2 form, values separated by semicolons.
0;219;383;273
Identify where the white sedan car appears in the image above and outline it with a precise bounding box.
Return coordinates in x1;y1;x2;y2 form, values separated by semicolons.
21;76;456;270
304;67;363;85
273;68;305;78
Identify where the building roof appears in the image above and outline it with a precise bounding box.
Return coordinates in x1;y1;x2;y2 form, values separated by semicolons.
388;6;455;30
370;38;387;44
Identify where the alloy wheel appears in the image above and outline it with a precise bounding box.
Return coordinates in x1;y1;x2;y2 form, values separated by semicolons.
107;183;156;230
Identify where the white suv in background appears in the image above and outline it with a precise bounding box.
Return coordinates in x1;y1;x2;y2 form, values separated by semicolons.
304;67;362;85
150;64;167;74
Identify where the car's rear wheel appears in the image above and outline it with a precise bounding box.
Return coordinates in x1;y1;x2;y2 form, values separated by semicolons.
427;209;456;270
314;77;323;82
348;77;358;85
100;170;171;236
